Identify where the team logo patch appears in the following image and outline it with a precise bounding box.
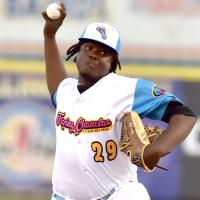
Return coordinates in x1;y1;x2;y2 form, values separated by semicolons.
152;85;166;97
96;26;107;40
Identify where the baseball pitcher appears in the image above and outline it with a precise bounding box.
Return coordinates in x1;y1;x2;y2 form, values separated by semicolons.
42;2;197;200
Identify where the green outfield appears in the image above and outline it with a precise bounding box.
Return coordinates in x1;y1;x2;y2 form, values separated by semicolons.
0;59;200;82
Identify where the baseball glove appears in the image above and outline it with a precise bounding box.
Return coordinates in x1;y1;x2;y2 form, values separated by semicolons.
119;111;167;172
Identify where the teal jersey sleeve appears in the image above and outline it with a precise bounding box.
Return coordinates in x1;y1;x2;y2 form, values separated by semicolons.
132;79;182;120
51;91;57;108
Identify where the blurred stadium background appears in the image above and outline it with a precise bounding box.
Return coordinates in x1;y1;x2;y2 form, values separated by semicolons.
0;0;200;200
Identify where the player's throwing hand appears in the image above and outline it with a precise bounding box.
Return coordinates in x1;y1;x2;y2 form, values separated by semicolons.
42;2;66;38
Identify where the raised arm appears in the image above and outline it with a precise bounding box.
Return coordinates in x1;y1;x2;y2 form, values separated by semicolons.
42;3;67;95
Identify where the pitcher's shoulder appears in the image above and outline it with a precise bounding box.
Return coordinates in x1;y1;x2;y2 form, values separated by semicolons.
58;77;78;89
111;73;138;84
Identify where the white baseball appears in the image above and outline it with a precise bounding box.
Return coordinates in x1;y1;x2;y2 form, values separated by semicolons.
46;3;61;20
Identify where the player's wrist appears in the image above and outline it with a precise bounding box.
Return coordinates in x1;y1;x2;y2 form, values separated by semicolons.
143;144;160;170
43;26;57;38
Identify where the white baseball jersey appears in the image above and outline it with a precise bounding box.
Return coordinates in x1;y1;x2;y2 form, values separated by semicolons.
51;72;181;200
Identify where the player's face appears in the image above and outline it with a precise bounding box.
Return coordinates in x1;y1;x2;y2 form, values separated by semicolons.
76;41;114;84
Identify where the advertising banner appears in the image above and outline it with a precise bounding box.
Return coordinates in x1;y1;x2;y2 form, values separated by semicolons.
0;71;55;192
1;0;200;47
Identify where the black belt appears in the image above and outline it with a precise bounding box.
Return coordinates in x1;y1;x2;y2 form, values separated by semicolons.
53;188;115;200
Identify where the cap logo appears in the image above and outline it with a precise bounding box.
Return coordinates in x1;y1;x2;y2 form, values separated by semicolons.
96;26;107;40
152;85;166;97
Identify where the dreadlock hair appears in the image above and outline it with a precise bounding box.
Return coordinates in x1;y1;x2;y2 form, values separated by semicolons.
66;40;121;73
